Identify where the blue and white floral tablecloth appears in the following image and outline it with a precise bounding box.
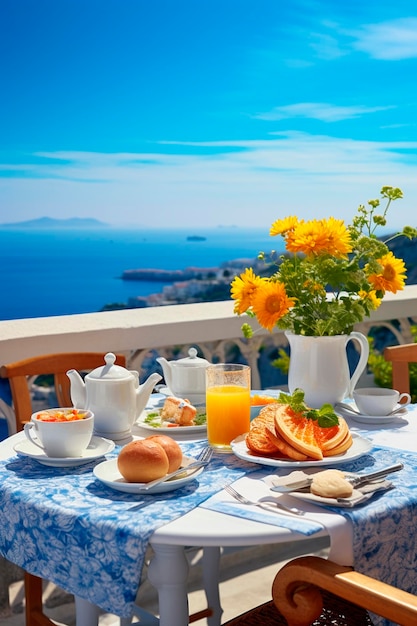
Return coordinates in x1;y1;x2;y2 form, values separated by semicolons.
0;439;262;618
2;429;417;624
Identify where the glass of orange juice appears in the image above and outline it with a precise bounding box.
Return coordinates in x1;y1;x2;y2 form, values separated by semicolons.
206;364;251;452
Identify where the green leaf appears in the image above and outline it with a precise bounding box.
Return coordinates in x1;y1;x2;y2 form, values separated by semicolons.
277;389;339;427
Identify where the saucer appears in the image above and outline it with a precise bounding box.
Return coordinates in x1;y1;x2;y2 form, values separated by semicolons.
93;456;204;494
336;402;408;424
13;436;115;467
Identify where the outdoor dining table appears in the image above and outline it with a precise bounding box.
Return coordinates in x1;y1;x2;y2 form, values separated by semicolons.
0;395;417;626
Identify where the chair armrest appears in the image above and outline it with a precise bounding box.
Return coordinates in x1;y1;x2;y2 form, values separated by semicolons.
272;556;417;626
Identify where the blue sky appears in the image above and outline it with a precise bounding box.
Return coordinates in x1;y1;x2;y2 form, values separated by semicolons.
1;0;417;229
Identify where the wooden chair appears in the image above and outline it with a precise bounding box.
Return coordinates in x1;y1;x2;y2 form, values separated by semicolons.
383;343;417;395
224;555;417;625
0;352;215;625
0;352;126;626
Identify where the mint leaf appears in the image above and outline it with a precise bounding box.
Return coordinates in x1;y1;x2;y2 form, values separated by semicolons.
277;390;339;427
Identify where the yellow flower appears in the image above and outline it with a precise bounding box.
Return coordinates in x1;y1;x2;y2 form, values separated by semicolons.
286;218;352;257
359;289;382;309
270;216;299;237
230;268;266;314
367;252;406;294
321;217;353;257
251;281;296;332
285;219;326;255
286;217;352;258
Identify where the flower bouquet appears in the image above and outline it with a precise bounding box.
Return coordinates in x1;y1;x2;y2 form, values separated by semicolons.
231;186;416;338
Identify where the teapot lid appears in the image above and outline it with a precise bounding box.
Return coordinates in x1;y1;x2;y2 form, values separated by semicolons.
87;353;133;380
172;347;209;368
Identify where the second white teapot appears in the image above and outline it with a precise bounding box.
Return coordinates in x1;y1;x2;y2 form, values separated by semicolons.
157;347;210;405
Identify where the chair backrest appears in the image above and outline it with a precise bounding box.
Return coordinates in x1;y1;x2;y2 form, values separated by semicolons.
383;343;417;395
0;352;126;433
272;556;417;626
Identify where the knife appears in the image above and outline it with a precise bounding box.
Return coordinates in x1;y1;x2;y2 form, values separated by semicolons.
270;462;404;493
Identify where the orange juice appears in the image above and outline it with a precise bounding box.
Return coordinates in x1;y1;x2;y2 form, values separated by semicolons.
206;385;250;450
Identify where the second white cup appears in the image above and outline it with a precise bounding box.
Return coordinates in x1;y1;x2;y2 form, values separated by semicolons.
353;388;411;416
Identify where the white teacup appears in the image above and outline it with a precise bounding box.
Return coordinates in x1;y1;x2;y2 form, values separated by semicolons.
353;388;411;416
24;408;94;457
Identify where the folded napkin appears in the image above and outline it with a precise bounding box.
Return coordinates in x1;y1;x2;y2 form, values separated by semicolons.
200;472;326;535
0;440;262;618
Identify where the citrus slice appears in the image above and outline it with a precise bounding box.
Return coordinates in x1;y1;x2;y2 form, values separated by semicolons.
273;405;323;460
265;426;309;461
246;411;279;455
322;431;353;457
315;416;349;451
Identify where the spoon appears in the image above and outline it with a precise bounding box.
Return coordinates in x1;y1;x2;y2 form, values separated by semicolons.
334;402;406;417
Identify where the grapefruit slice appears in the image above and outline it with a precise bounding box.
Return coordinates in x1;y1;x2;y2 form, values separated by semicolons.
265;426;309;461
322;431;353;457
314;416;349;451
246;411;279;455
274;405;324;460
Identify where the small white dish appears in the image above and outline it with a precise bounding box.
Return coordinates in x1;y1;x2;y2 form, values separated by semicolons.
336;402;408;424
93;456;204;494
230;433;372;468
14;436;115;467
287;481;392;508
136;407;207;434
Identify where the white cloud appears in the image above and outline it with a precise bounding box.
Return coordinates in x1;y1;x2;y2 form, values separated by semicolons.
254;102;394;122
351;17;417;60
309;32;346;60
1;132;417;229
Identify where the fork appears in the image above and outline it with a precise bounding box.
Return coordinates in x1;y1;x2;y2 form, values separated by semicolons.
142;446;213;490
224;484;304;517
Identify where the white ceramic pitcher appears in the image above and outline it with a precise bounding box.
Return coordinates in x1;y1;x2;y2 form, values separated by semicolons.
285;331;369;408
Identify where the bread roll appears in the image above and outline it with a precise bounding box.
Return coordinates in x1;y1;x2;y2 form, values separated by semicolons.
146;435;183;473
117;439;169;483
310;469;353;498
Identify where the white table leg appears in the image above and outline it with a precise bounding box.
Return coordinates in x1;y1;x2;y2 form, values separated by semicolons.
148;544;189;626
202;547;223;626
75;595;100;626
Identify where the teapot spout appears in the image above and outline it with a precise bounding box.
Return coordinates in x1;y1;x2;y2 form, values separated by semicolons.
156;356;172;389
66;369;87;408
136;372;162;416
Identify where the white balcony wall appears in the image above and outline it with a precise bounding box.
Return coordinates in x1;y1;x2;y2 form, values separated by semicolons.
1;286;417;390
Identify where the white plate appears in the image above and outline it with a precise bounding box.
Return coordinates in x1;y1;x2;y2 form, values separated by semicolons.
13;436;115;467
93;456;204;494
336;403;408;424
230;433;372;468
136;407;207;434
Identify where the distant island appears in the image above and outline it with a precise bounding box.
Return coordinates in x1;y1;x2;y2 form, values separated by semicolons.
0;216;109;229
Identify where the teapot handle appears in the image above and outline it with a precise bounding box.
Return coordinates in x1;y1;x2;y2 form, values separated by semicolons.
346;332;370;398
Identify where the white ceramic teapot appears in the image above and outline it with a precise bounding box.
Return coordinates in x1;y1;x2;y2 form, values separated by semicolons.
67;353;161;441
156;347;210;405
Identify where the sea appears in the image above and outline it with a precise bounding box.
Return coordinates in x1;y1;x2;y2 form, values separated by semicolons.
0;227;283;321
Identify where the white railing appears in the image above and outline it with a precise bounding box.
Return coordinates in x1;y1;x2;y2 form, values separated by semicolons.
1;285;417;390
